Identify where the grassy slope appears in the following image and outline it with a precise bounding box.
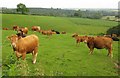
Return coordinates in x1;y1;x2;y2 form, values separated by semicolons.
2;14;117;34
2;14;118;76
2;30;118;76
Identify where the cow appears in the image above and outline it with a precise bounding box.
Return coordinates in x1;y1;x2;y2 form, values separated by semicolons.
41;30;53;37
104;34;119;41
16;32;26;38
13;25;19;31
83;36;113;58
18;27;28;34
61;31;66;34
3;28;9;30
8;34;39;64
72;33;86;46
32;26;40;31
51;30;60;34
111;34;117;37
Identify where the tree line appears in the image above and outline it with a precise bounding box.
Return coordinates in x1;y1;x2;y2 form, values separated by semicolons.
1;3;118;19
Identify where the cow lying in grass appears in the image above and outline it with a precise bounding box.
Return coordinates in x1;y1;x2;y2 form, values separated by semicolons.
32;26;40;31
83;36;113;58
8;34;39;64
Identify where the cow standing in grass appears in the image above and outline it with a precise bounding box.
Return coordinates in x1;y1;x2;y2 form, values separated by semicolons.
8;34;39;64
83;36;113;58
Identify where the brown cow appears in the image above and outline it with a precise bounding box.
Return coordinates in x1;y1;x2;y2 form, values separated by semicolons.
61;31;66;34
72;33;86;46
32;26;40;31
13;25;19;31
3;28;9;30
8;34;39;64
83;36;113;58
41;30;54;36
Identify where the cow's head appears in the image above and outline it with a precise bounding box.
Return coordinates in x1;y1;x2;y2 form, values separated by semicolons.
8;35;19;47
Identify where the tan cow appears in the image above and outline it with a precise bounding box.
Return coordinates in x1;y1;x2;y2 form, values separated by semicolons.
8;34;39;64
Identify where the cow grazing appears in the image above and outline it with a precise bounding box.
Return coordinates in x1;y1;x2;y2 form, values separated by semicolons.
111;34;117;37
83;36;113;58
41;30;53;37
51;30;60;34
104;34;119;41
61;31;66;34
32;26;40;31
8;34;39;64
3;28;9;30
13;25;19;31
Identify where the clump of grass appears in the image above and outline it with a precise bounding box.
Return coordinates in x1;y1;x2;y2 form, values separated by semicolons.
15;60;30;76
2;53;30;76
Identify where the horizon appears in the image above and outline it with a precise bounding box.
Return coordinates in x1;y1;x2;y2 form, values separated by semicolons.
1;7;118;10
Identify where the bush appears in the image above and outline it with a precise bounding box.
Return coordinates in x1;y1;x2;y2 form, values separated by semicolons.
106;24;120;36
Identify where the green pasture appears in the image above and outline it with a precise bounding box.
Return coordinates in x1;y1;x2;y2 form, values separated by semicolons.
2;14;119;76
2;14;117;35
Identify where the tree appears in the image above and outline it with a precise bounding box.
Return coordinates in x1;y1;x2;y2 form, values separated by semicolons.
74;9;82;17
16;3;29;14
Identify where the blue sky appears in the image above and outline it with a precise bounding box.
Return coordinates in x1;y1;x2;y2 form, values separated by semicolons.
0;0;119;9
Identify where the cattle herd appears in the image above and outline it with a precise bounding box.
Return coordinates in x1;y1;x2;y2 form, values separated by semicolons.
2;25;120;64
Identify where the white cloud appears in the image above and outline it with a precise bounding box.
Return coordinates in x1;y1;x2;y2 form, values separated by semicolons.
0;0;119;8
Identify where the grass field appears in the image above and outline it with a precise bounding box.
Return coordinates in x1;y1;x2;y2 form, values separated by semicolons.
2;14;118;35
2;14;119;76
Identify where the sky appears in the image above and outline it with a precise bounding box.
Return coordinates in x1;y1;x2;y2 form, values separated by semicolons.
0;0;120;9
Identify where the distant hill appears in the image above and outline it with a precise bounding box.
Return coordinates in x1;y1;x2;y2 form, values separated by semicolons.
1;7;118;18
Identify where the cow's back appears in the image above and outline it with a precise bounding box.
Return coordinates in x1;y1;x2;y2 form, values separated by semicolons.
92;37;112;49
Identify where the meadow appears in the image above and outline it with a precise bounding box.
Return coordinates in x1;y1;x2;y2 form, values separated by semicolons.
2;14;119;76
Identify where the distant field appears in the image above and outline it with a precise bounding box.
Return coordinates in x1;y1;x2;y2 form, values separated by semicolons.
2;14;119;76
2;14;118;35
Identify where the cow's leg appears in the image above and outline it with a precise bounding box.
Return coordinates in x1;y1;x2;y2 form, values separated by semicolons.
108;48;113;58
76;39;80;47
22;52;26;60
15;51;22;60
32;47;38;64
107;44;113;58
89;47;94;55
76;42;79;47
